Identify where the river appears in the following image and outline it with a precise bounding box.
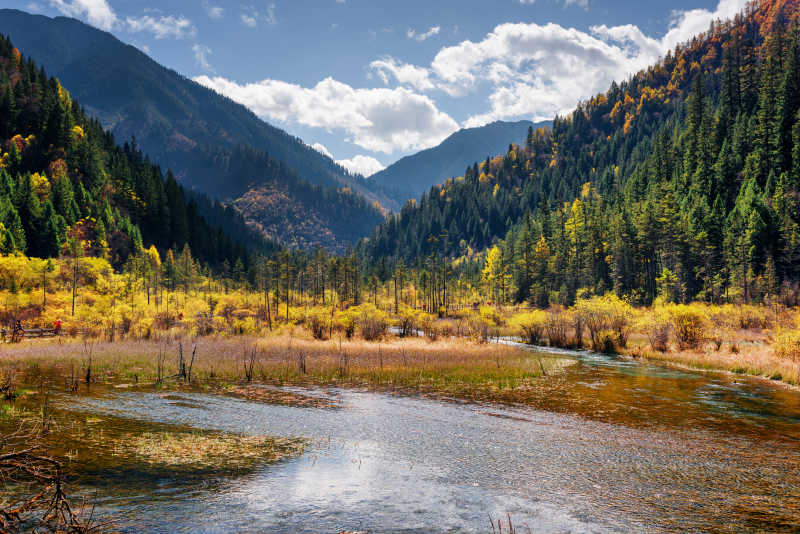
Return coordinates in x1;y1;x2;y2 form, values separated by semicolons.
52;346;800;533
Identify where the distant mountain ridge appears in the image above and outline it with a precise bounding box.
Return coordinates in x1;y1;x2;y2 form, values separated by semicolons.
370;120;551;201
0;9;386;251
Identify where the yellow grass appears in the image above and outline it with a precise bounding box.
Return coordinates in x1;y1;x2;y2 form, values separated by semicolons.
0;334;570;403
628;336;800;386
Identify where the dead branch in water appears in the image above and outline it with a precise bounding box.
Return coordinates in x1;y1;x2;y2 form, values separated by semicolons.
0;428;109;533
243;344;257;382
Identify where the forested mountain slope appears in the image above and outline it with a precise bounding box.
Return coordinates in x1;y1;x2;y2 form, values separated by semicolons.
370;120;550;201
0;9;386;251
362;0;800;306
0;34;254;268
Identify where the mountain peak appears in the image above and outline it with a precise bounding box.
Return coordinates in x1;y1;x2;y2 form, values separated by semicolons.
371;119;551;201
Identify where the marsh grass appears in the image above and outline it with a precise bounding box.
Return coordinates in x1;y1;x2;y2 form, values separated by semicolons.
631;340;800;385
0;334;569;402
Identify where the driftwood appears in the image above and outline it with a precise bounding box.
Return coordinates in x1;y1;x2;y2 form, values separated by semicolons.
0;428;109;533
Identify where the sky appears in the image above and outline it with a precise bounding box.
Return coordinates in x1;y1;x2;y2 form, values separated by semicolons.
10;0;749;176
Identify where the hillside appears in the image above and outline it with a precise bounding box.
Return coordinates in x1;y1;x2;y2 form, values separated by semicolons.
0;35;253;268
0;9;386;250
370;120;550;201
361;0;800;306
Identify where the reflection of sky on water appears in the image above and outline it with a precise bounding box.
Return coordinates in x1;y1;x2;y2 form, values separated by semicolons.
58;345;800;533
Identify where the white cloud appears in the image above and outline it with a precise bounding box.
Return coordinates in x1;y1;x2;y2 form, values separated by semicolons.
126;14;197;39
312;142;385;177
376;0;748;126
194;75;459;154
336;155;386;177
311;143;385;177
192;44;213;72
240;4;276;28
370;57;435;92
203;2;224;19
407;25;440;42
49;0;116;30
311;142;333;159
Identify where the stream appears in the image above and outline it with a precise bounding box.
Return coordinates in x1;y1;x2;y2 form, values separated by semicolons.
48;346;800;532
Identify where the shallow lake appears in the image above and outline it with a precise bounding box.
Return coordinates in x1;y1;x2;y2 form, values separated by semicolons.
52;346;800;532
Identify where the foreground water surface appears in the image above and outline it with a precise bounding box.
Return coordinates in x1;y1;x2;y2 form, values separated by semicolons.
50;347;800;533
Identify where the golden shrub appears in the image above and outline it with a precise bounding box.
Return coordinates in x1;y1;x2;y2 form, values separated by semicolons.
774;330;800;362
509;310;548;345
573;294;633;352
668;305;707;350
306;307;332;340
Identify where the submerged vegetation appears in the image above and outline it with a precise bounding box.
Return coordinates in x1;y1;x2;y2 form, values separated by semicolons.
0;384;305;530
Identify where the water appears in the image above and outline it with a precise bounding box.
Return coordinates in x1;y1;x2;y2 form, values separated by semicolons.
53;348;800;532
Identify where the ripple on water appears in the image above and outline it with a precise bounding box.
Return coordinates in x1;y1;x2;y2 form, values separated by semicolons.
59;369;800;534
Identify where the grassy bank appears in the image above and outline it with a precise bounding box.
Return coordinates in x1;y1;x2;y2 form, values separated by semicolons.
498;298;800;387
0;334;570;404
626;337;800;385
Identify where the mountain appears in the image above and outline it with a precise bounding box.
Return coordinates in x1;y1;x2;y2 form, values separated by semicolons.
370;120;550;201
0;35;254;269
0;9;386;251
361;0;800;306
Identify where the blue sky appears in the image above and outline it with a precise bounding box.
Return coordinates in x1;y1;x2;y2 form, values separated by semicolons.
13;0;747;176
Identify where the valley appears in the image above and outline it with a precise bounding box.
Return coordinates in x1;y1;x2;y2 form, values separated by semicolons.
3;0;800;532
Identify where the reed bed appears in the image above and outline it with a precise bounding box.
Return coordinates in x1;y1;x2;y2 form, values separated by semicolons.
0;334;570;401
634;342;800;385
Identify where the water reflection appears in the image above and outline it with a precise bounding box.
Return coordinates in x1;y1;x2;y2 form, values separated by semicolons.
56;346;800;533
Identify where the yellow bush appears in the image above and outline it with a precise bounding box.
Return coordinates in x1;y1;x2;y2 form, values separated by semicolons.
573;294;633;352
233;317;258;335
479;305;505;327
396;305;418;337
668;304;707;350
643;310;671;352
509;310;548;345
306;307;333;340
774;330;800;362
214;295;239;323
355;303;388;341
334;308;359;338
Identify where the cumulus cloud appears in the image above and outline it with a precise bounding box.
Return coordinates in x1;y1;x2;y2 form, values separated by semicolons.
373;0;749;126
194;75;459;154
407;25;440;42
312;142;385;176
49;0;116;30
370;57;435;92
126;14;197;39
336;155;386;177
311;142;333;159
